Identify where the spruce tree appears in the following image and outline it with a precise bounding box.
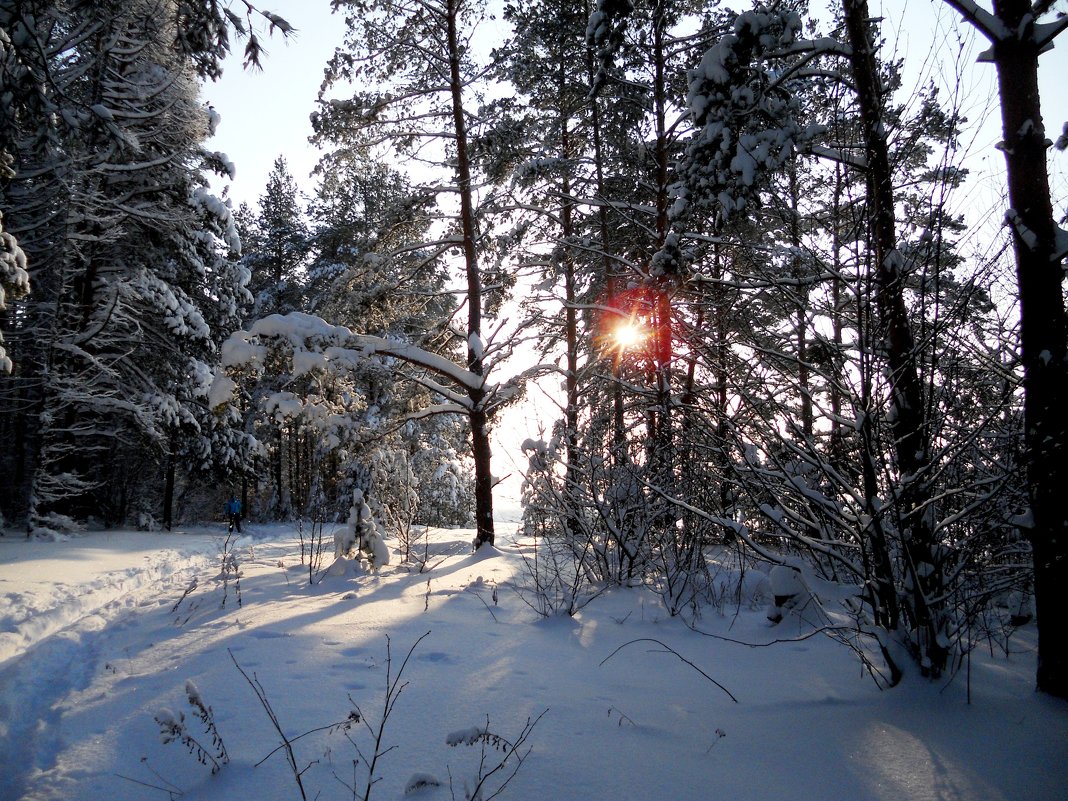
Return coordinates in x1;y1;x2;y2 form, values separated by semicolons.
0;1;289;533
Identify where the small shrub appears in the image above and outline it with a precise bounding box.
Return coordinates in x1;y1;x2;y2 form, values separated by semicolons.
154;680;229;775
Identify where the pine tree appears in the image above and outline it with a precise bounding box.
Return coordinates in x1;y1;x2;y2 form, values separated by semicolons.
664;2;1028;681
941;0;1068;697
245;156;310;319
313;0;510;547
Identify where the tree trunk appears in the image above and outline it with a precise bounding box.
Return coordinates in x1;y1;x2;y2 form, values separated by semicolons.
829;165;847;468
710;243;735;537
843;0;945;675
987;0;1068;698
651;0;673;471
163;447;175;531
787;164;813;438
272;424;283;518
584;8;625;459
446;0;493;547
560;108;580;540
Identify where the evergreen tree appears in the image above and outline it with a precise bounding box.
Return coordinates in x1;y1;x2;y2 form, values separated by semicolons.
941;0;1068;697
245;156;310;319
665;1;1027;681
0;0;289;533
313;0;511;547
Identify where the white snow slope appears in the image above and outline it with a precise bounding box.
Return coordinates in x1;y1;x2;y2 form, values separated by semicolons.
0;523;1065;801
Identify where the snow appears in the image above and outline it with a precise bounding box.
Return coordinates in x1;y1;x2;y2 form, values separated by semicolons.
220;332;266;370
468;331;484;361
1006;209;1040;251
768;564;805;597
204;150;236;180
290;347;328;377
1;209;30;373
444;725;487;747
263;391;303;421
0;522;1065;801
1054;223;1068;262
206;106;222;137
945;0;1010;41
221;312;487;398
206;373;237;410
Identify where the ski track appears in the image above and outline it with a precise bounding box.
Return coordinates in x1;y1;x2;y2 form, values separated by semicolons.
0;538;217;800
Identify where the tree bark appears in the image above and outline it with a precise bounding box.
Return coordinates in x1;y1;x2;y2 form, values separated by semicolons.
584;6;626;459
559;100;580;540
986;0;1068;698
446;0;494;547
843;0;945;675
787;164;813;438
651;0;673;471
163;446;175;531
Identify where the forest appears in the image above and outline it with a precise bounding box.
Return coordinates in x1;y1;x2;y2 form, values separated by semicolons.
2;0;1067;705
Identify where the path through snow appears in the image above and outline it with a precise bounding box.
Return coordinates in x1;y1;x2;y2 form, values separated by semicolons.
0;529;222;797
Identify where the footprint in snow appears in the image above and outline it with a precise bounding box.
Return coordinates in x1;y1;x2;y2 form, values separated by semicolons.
416;651;454;664
248;629;288;639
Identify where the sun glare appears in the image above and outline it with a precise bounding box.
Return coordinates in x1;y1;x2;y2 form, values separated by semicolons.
611;320;647;351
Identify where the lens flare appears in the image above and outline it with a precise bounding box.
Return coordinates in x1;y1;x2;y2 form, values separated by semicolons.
611;319;647;351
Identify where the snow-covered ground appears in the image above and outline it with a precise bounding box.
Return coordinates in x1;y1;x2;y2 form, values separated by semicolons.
1;522;1065;801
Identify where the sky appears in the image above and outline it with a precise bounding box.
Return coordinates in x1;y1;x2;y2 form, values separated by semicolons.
200;1;344;210
200;0;1068;213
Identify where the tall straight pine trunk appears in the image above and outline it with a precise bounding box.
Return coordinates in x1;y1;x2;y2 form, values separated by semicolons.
986;0;1068;697
446;0;494;547
843;0;945;675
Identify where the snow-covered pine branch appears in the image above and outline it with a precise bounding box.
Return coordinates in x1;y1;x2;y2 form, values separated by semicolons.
0;209;30;374
220;312;487;397
0;0;283;531
940;0;1011;42
675;6;831;224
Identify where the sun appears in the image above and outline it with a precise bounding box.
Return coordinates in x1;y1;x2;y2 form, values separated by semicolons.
610;319;647;351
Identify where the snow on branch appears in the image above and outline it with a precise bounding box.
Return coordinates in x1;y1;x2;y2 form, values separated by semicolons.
351;335;484;393
1005;208;1041;252
0;209;30;373
763;36;852;64
1003;211;1068;264
216;312;487;408
676;7;828;224
806;143;869;170
586;0;636;97
1056;121;1068;151
940;0;1010;42
396;370;473;410
1054;224;1068;264
1035;16;1068;49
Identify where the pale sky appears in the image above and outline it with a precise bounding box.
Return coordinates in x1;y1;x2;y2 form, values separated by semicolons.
200;0;1068;216
200;1;342;210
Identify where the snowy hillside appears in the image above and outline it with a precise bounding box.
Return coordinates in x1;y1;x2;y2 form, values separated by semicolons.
0;523;1065;801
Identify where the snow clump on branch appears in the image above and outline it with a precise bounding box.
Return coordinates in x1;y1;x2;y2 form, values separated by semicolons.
675;7;826;223
0;208;30;373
